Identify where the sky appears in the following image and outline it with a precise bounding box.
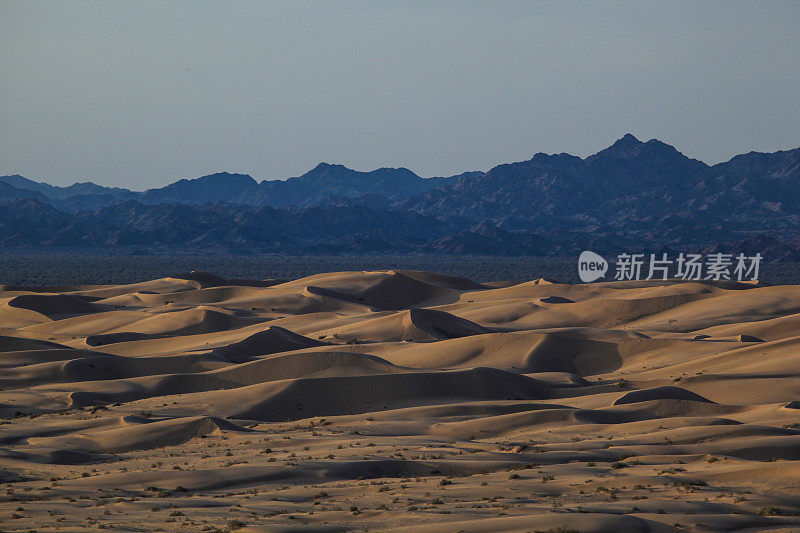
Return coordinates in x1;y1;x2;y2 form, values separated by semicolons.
2;0;799;190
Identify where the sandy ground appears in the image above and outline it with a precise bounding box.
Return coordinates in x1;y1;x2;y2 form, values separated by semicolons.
1;269;800;532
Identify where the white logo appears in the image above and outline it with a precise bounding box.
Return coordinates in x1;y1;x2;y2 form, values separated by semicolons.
578;250;608;283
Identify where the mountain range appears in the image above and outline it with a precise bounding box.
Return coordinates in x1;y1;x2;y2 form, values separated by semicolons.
2;134;799;258
0;164;474;210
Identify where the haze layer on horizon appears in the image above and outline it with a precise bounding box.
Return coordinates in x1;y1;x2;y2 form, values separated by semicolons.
2;0;799;189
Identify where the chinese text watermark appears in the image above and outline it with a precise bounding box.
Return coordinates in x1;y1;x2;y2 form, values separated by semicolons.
578;251;762;283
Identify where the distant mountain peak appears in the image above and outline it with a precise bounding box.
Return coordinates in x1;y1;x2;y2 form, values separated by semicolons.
591;133;694;163
301;163;351;179
527;152;583;166
154;172;256;190
300;163;420;182
1;174;27;181
619;132;641;143
0;174;49;189
310;162;345;171
194;171;255;182
608;133;643;150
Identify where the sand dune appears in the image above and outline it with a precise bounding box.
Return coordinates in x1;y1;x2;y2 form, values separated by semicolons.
314;307;491;343
2;270;800;531
209;326;330;362
28;415;249;454
6;293;102;319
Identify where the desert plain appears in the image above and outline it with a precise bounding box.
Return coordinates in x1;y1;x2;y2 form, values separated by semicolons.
1;269;800;532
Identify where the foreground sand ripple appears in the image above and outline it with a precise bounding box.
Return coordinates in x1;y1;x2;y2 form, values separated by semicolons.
2;270;800;531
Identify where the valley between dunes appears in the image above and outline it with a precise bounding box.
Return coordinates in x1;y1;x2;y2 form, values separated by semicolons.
2;269;800;532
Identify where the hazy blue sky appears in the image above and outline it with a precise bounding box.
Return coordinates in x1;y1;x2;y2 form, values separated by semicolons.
2;1;799;189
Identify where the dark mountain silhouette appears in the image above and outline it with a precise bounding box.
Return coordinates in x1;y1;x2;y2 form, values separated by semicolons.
0;181;50;203
398;135;800;250
0;198;116;247
140;172;258;205
402;134;713;221
246;164;456;207
708;147;800;213
0;198;459;253
2;135;799;257
0;165;466;210
0;174;131;201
